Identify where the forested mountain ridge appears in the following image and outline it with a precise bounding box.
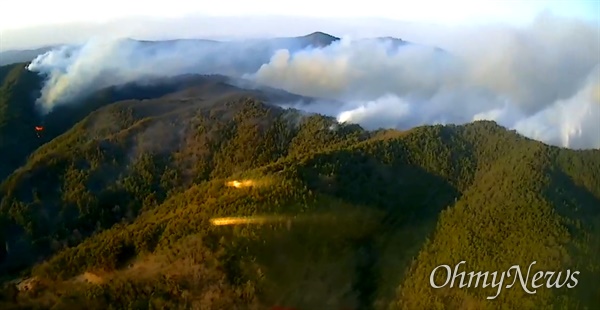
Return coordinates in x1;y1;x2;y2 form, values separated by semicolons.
0;62;598;309
0;96;598;309
0;63;310;180
0;84;364;274
0;63;44;179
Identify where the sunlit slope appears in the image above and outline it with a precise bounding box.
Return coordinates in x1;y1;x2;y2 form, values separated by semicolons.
394;136;600;309
0;95;364;275
0;67;311;181
0;94;598;309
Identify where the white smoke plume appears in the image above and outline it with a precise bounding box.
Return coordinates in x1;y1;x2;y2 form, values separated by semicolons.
251;15;600;149
27;37;317;111
27;13;599;149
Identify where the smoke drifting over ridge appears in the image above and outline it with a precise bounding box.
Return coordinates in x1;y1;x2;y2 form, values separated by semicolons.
27;14;600;149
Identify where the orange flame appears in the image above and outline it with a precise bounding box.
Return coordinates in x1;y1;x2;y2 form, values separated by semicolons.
225;179;255;188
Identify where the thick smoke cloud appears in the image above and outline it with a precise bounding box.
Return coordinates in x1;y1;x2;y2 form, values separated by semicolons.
27;37;315;111
28;14;599;149
251;15;600;149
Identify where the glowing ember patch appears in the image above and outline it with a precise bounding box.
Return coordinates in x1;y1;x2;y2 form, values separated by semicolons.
210;216;288;226
225;180;255;188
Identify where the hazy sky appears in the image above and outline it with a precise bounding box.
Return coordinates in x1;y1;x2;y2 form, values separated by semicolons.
0;0;598;50
9;0;600;149
1;0;598;29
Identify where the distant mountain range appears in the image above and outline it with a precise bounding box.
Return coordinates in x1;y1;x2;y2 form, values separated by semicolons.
0;31;437;66
0;46;57;66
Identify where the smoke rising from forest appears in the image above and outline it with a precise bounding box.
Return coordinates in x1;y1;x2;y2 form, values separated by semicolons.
27;14;600;149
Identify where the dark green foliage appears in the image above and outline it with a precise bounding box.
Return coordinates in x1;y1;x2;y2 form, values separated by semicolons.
0;63;44;179
0;72;598;309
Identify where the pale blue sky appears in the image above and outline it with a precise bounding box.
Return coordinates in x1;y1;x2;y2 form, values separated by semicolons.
1;0;597;30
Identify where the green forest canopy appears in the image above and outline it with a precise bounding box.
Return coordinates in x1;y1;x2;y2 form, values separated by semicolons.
0;63;598;309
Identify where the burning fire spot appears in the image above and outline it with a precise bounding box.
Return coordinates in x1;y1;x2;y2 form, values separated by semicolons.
210;216;288;226
226;179;255;188
35;126;44;138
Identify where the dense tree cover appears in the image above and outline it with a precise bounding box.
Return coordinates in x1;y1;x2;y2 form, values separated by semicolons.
0;63;44;179
0;64;255;180
0;69;599;309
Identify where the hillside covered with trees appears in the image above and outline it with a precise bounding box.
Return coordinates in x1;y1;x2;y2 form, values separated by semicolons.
0;63;598;309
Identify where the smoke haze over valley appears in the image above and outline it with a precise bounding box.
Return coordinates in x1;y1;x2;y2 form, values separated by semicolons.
23;13;600;149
